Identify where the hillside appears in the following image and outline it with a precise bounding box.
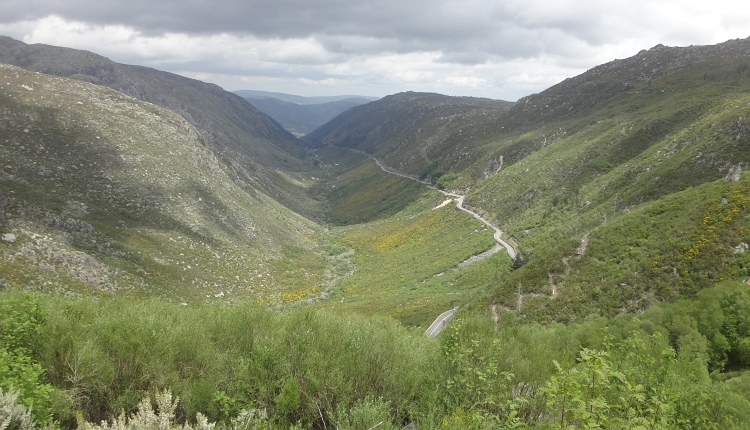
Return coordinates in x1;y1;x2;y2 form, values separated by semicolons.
0;64;325;304
307;38;750;322
0;36;324;220
2;36;750;430
462;38;750;319
241;95;373;136
303;92;515;181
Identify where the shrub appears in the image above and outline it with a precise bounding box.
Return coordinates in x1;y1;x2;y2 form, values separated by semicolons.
0;388;34;430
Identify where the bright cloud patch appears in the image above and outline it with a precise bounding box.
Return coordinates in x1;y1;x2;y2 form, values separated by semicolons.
444;76;487;88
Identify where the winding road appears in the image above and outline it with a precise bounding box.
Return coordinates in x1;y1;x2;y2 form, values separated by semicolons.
351;149;517;260
341;148;518;337
425;307;459;337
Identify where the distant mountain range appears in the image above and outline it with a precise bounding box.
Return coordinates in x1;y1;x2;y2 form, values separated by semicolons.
234;90;379;137
233;90;378;105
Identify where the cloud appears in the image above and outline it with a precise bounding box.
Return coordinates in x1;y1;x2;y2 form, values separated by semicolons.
1;1;749;99
443;76;487;88
6;0;749;59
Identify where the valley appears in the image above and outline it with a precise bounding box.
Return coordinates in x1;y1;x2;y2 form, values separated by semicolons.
2;35;750;429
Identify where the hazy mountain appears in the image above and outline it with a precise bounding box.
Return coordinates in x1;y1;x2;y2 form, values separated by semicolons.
234;91;376;136
233;89;378;105
244;96;373;137
0;36;324;220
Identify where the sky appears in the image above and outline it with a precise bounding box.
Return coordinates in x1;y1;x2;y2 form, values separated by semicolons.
1;1;749;101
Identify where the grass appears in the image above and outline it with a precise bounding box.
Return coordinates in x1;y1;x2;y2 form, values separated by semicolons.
318;191;507;326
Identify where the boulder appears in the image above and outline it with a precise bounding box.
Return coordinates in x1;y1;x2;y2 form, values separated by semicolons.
1;233;16;243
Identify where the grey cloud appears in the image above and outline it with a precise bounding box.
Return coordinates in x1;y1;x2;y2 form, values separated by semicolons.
2;0;615;62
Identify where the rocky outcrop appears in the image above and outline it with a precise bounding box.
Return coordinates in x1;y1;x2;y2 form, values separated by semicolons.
726;165;742;182
0;195;7;227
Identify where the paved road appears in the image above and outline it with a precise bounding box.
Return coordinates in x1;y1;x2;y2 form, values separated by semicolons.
343;149;518;337
425;307;458;337
349;149;517;260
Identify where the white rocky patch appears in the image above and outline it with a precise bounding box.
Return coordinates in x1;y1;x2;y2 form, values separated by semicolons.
432;198;453;210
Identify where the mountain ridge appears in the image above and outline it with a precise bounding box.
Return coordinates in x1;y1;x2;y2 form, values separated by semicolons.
303;91;515;177
304;37;750;322
0;35;325;220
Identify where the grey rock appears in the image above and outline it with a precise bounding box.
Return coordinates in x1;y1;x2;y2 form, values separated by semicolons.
726;165;742;182
50;217;95;235
1;233;16;242
0;195;7;226
732;117;749;139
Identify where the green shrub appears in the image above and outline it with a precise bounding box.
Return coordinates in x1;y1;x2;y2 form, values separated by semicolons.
0;295;53;425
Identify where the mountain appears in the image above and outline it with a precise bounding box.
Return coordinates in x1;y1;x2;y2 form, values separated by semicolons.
303;92;515;178
2;38;750;430
306;37;750;322
0;36;324;220
241;95;374;137
3;35;749;322
0;63;324;303
233;89;378;105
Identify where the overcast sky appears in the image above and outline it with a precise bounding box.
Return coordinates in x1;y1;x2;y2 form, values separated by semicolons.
2;1;749;100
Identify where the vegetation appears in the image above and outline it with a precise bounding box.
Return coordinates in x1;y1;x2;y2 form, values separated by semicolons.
1;286;749;429
4;36;750;430
0;64;324;306
491;176;750;322
309;150;426;225
324;190;502;326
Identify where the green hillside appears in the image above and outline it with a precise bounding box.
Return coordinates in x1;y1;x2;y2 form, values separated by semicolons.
303;92;514;182
309;37;750;323
2;36;750;429
0;64;323;304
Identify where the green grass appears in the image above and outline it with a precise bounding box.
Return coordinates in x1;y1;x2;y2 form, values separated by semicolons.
318;191;506;326
483;175;750;323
